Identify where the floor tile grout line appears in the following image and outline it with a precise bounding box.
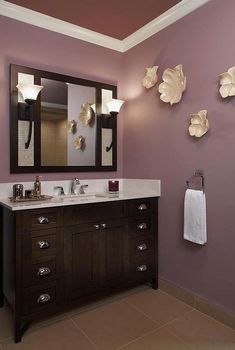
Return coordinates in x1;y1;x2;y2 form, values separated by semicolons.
160;308;195;328
121;298;162;326
122;297;194;327
115;319;195;350
114;327;166;350
161;326;195;350
69;317;100;350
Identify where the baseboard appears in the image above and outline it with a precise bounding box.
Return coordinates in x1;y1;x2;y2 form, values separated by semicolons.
159;278;235;330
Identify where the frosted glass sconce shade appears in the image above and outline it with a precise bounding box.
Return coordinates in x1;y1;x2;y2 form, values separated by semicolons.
106;99;124;114
16;83;43;104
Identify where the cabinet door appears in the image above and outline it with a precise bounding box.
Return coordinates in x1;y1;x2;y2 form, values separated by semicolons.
64;224;95;301
103;218;130;287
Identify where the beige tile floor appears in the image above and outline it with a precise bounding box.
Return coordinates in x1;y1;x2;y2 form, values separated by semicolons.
1;286;235;350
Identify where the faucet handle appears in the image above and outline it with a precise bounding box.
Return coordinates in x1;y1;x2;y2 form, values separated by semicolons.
54;186;65;196
72;178;80;184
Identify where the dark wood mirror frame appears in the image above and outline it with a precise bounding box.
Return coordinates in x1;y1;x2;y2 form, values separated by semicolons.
10;64;117;173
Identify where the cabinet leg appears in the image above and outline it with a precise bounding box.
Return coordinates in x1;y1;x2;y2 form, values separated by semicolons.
151;278;158;290
0;291;4;307
14;317;23;343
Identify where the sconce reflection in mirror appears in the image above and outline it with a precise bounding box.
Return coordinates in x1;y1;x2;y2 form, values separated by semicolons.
16;83;43;149
105;99;124;152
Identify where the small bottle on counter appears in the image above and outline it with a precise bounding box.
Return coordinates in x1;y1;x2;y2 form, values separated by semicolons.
34;176;41;197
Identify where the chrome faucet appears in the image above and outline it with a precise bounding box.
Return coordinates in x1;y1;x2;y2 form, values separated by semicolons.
54;186;65;196
79;184;88;194
71;178;80;195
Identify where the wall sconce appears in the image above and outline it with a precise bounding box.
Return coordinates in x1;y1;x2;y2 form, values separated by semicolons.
105;99;124;152
16;83;43;149
106;99;124;116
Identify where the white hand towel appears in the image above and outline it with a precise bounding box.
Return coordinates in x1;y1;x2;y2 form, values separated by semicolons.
184;189;207;245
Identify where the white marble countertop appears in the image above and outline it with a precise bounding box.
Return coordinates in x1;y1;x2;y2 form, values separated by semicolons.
0;179;161;211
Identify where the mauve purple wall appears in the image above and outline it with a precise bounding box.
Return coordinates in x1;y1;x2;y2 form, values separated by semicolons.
123;0;235;313
0;16;123;182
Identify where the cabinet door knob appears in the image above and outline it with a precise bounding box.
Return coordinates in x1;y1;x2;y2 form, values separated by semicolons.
138;203;148;211
37;267;51;276
137;222;147;230
37;216;50;224
101;223;107;229
137;243;147;251
37;293;51;304
94;224;100;230
37;240;50;249
137;264;147;272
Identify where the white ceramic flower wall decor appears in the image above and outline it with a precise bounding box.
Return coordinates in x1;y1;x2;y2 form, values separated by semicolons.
189;110;209;138
219;66;235;98
74;135;86;150
142;66;159;89
158;64;186;105
67;120;77;134
79;103;94;126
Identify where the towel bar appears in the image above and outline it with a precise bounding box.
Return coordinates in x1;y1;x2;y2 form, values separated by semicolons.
186;169;204;193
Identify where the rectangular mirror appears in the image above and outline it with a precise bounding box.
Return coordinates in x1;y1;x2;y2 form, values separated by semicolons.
10;64;117;173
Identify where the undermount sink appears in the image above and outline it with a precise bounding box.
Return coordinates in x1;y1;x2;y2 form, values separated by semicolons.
53;193;111;203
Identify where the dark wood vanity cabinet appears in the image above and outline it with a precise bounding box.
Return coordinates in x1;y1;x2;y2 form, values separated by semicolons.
1;197;158;342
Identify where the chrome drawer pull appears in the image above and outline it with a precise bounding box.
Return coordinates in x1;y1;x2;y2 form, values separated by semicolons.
101;223;107;229
138;203;148;211
38;240;50;249
94;224;100;230
37;293;51;304
37;216;50;224
137;243;147;251
37;267;51;276
137;264;147;272
137;223;147;230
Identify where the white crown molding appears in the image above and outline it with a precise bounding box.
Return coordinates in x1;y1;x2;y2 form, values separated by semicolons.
122;0;212;51
0;0;211;53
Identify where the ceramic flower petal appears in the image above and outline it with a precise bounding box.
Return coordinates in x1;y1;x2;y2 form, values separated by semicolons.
219;66;235;98
158;64;186;105
142;66;159;89
190;115;202;125
79;103;94;126
189;109;209;138
189;124;197;136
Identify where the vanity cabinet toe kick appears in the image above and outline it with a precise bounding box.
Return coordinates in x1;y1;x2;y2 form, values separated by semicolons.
0;197;158;342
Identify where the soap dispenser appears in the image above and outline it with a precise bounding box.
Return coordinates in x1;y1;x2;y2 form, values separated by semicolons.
34;176;41;197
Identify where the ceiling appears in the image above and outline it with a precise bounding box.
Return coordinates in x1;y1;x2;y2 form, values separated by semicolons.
7;0;181;39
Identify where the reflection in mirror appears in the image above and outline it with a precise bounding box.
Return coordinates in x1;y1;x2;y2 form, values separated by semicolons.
101;89;113;166
67;84;96;166
40;79;96;166
41;78;67;166
102;128;113;166
18;72;35;166
101;89;113;114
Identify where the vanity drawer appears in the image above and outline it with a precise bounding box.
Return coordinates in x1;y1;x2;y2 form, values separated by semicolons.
131;236;155;260
22;283;63;315
64;202;126;225
23;257;63;287
22;208;63;231
22;228;63;261
132;256;156;282
128;198;156;216
129;216;155;237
